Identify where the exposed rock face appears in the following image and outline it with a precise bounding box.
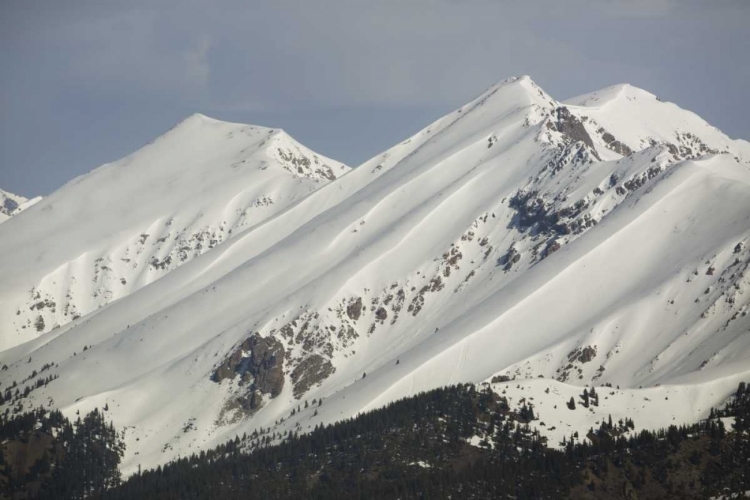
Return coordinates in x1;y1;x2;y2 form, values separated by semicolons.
213;333;285;402
577;346;597;364
557;345;598;382
408;276;444;316
2;197;18;214
291;354;335;399
346;297;363;321
508;190;595;238
554;107;595;151
541;239;561;259
600;130;633;156
498;244;520;271
276;148;338;181
375;307;388;321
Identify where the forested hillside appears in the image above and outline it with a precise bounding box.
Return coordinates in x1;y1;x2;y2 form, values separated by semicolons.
106;382;750;499
2;381;749;499
0;408;123;499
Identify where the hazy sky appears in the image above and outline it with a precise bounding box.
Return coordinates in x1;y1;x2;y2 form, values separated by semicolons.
2;0;749;197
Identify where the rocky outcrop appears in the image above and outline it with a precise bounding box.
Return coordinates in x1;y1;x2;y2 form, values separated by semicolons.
508;190;595;238
375;307;388;321
346;297;363;321
574;346;597;364
408;276;444;316
276;148;338;180
541;239;561;259
291;354;335;399
553;107;596;151
557;345;598;382
497;244;520;271
213;333;285;406
598;129;633;156
2;197;19;215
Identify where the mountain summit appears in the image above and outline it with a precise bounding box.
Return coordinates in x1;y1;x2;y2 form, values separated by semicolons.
0;117;349;348
1;77;749;475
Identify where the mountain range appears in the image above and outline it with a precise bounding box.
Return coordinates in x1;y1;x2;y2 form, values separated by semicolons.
1;75;749;476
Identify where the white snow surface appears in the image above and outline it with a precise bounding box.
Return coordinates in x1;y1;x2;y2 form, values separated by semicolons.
0;114;348;348
1;76;750;476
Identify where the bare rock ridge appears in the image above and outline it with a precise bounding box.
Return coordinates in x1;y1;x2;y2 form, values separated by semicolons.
551;106;596;152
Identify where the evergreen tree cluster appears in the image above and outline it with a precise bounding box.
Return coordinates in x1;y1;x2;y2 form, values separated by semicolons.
0;407;124;499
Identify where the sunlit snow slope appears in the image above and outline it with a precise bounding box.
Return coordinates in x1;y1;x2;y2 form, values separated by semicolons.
0;114;348;349
1;77;749;475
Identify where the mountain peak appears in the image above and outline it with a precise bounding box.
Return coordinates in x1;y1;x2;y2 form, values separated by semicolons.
172;112;240;131
491;74;534;87
187;112;214;121
445;75;555;126
148;113;281;156
564;82;657;107
488;75;556;108
486;74;548;96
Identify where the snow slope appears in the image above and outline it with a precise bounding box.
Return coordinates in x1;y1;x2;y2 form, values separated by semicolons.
1;76;749;476
0;114;348;349
0;188;40;224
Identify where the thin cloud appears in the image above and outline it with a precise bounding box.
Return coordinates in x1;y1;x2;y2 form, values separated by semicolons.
183;36;212;89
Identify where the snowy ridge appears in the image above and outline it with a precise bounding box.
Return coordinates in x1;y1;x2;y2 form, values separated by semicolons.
0;115;349;348
1;76;749;476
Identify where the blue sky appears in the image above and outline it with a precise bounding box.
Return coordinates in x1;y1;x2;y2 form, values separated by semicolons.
2;0;749;197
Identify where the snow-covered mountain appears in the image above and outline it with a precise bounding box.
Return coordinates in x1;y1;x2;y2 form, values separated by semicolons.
0;114;349;349
1;76;749;476
0;188;41;224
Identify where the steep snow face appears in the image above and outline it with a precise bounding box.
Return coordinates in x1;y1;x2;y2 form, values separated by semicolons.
0;189;40;224
0;114;349;349
1;76;749;476
564;84;750;163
